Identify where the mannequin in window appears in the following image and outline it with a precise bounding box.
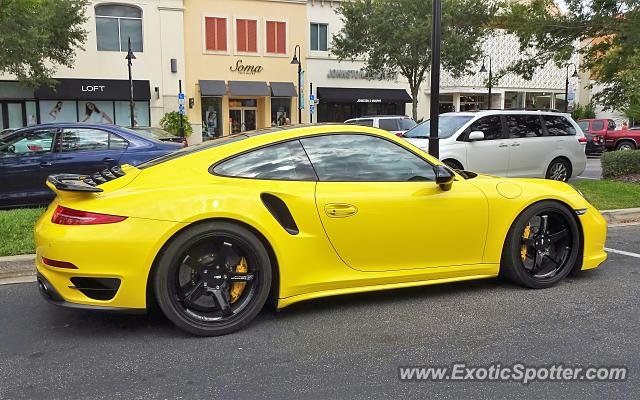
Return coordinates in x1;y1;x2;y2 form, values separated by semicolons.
82;102;113;124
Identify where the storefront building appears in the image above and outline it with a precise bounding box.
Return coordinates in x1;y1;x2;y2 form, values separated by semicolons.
306;0;420;123
0;0;185;130
183;0;308;143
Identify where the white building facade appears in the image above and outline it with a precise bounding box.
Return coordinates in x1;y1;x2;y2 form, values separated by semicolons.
0;0;185;130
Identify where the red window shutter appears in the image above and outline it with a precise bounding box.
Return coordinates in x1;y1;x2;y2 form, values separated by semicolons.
237;19;247;52
266;21;276;53
205;17;217;51
216;18;227;51
247;20;257;53
276;22;286;54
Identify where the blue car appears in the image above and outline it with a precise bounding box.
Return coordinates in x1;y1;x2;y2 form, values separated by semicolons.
0;123;182;209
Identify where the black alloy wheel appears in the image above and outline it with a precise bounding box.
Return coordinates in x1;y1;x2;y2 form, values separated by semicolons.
501;201;580;288
154;222;271;336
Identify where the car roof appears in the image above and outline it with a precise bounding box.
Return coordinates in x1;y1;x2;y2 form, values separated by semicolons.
438;110;572;118
347;115;411;120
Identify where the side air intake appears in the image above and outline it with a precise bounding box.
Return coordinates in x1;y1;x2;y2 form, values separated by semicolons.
260;193;299;235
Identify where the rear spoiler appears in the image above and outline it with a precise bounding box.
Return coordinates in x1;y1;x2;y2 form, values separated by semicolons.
47;166;127;193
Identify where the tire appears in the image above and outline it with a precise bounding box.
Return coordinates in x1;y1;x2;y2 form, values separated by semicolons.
443;159;463;170
154;222;272;336
500;201;580;289
615;141;636;151
545;158;572;182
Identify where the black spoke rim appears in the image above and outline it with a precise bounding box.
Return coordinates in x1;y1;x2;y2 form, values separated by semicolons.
169;236;258;323
520;210;574;280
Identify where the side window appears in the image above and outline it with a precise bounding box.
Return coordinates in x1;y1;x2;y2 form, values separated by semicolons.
61;129;109;152
300;134;436;182
378;119;399;131
608;120;616;131
542;115;576;136
0;129;55;155
467;116;503;140
505;115;544;138
591;120;605;131
109;133;129;150
213;140;316;181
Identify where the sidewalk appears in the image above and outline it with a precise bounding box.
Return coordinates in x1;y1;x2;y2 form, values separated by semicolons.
0;254;35;284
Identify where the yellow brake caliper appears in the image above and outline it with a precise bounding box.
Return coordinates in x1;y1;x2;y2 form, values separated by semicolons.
521;224;531;261
230;256;248;304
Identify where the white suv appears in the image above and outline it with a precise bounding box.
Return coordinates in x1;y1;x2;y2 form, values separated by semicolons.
345;115;417;136
402;110;587;181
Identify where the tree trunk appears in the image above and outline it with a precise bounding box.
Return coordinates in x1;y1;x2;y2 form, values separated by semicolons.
411;86;419;121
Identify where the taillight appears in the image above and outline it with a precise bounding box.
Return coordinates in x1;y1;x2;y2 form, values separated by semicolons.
51;205;127;225
41;257;78;269
578;137;588;144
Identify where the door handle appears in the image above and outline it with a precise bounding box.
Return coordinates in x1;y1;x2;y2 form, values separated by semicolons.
498;143;509;148
511;143;520;147
39;161;52;167
102;157;116;164
325;203;358;218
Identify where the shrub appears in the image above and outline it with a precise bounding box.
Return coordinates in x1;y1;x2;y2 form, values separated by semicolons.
601;150;640;178
159;111;193;137
572;103;596;120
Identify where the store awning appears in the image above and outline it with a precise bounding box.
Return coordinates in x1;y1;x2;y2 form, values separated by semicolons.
270;82;297;97
317;87;412;104
199;80;226;96
34;78;150;101
228;81;270;97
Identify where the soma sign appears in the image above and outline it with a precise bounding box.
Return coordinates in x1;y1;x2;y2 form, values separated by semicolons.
230;59;263;75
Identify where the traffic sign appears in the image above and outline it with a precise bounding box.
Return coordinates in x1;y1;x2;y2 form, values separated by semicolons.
309;94;315;101
178;93;185;100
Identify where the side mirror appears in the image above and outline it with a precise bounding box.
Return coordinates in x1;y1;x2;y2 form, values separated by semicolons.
435;165;454;191
468;131;485;141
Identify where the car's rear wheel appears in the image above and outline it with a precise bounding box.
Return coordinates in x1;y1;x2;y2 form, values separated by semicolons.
501;201;580;289
616;141;636;151
154;222;271;336
545;158;572;182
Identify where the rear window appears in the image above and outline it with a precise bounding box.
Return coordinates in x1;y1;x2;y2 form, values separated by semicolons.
591;120;605;131
542;115;576;136
577;121;589;132
345;119;374;127
138;135;246;169
378;119;399;131
398;119;417;130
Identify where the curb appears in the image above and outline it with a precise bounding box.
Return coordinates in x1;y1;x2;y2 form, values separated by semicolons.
600;207;640;225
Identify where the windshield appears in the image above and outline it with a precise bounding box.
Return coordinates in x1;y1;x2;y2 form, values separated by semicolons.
403;115;473;139
398;119;417;130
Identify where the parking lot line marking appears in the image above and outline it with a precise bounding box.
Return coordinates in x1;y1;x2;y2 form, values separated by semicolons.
604;247;640;259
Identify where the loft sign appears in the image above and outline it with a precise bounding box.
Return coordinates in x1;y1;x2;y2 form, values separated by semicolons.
230;59;263;75
82;85;106;92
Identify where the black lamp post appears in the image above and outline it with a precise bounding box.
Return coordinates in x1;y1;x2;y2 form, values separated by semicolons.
125;37;136;127
429;0;442;159
479;55;492;109
564;63;579;113
290;45;302;124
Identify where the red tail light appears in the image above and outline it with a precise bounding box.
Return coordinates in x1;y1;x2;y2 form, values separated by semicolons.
578;137;588;144
42;257;78;269
51;205;127;225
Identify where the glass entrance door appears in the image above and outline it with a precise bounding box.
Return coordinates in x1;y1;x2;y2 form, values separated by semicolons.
229;107;258;133
1;102;27;129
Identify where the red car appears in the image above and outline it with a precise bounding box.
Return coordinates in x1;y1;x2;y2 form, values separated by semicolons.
578;118;639;151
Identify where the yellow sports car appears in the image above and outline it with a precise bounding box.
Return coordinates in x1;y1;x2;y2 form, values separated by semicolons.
34;124;607;336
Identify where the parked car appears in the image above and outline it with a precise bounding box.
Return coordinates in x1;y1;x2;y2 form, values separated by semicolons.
402;110;587;182
129;126;185;145
578;118;640;151
0;128;16;138
35;123;606;336
345;115;416;136
576;120;606;155
0;123;182;209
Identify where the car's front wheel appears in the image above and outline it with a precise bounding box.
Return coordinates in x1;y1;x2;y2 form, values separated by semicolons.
501;201;580;289
154;222;272;336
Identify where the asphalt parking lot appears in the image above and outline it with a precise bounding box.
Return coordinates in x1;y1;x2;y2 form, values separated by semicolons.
575;156;603;180
0;225;638;400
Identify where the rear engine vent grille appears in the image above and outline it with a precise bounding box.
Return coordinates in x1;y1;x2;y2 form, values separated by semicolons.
83;165;126;187
69;277;121;301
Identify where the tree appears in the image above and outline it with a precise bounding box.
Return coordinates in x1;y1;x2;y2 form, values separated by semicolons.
331;0;497;120
498;0;640;115
0;0;88;87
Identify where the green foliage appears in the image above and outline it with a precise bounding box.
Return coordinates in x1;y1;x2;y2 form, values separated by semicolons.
0;0;88;87
332;0;497;120
601;150;640;179
160;111;193;137
498;0;640;113
0;208;43;256
572;103;596;120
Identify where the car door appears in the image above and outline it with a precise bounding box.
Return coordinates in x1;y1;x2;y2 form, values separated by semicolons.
505;115;549;177
463;115;509;175
300;133;489;272
0;128;58;207
54;127;128;176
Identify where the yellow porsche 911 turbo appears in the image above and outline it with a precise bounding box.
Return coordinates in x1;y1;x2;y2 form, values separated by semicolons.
34;124;607;336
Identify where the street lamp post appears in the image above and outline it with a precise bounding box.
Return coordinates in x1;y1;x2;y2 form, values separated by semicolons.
429;0;442;159
290;45;302;124
479;55;492;109
564;63;578;113
125;37;136;127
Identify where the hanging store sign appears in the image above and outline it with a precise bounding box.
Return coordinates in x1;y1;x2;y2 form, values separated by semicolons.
356;98;382;103
327;69;398;81
230;59;264;75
